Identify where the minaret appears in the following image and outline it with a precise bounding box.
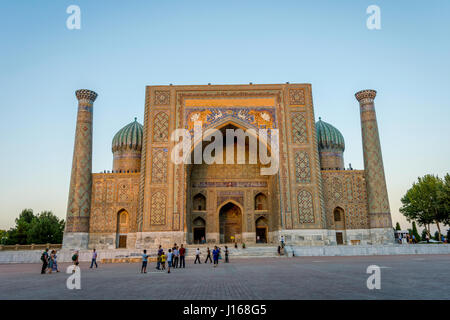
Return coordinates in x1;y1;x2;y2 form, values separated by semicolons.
63;89;98;249
355;90;393;244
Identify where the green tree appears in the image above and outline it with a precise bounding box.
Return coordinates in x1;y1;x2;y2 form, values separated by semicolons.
421;228;428;241
6;209;35;245
434;231;440;241
439;174;450;227
400;174;448;241
0;230;7;245
27;211;65;244
411;221;421;242
395;222;401;230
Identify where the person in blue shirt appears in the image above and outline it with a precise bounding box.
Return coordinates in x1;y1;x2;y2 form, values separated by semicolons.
212;246;220;267
141;250;149;274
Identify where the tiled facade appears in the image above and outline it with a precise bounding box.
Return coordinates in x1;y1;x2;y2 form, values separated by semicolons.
63;84;394;250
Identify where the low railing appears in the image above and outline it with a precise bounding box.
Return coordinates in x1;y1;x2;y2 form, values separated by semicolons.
0;244;62;251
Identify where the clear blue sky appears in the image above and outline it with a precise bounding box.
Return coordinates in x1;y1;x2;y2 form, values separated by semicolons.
0;0;449;232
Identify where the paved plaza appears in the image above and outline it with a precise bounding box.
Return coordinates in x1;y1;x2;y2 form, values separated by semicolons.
0;255;449;300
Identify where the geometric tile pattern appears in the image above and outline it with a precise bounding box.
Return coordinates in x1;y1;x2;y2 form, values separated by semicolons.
152;112;169;143
294;151;311;184
151;148;168;183
291;112;308;144
154;90;170;105
289;89;305;105
297;189;315;224
150;191;166;225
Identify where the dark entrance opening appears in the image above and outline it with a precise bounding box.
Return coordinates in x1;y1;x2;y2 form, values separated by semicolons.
256;227;267;243
336;232;344;245
194;228;205;244
255;217;268;243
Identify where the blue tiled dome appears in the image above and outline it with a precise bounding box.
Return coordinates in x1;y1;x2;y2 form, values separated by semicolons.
112;118;143;153
316;118;345;151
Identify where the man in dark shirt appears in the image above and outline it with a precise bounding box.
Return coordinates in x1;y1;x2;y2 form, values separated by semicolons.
41;248;49;274
205;247;212;263
179;244;186;268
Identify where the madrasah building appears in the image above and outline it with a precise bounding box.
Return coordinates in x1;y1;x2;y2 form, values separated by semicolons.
62;83;394;250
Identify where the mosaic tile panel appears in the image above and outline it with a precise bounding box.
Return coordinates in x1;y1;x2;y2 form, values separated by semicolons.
297;189;315;224
291;112;308;144
152;112;169;143
294;151;311;184
151;148;168;183
151;191;166;225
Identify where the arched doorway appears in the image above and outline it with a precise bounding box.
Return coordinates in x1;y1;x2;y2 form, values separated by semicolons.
255;217;268;243
219;202;242;243
333;207;345;245
117;209;129;248
192;217;206;244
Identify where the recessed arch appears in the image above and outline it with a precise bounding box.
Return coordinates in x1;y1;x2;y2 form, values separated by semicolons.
254;192;268;210
117;209;129;248
218;201;243;243
193;193;206;211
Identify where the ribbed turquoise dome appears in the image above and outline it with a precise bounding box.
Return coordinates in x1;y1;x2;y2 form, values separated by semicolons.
316;118;345;151
112;118;143;152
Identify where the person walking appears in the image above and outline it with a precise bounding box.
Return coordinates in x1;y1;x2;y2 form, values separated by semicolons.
205;247;212;263
72;251;79;267
52;250;59;273
194;248;201;264
141;250;149;273
173;246;179;268
40;248;49;274
224;246;229;263
179;244;186;268
48;250;55;274
167;249;173;273
212;246;219;268
90;248;98;268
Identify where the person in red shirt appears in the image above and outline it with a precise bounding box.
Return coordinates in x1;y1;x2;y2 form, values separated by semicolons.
179;244;186;268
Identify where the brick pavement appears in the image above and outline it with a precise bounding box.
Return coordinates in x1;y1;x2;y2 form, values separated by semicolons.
0;255;449;300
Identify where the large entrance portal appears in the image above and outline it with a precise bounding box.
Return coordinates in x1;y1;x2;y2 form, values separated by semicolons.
219;202;242;243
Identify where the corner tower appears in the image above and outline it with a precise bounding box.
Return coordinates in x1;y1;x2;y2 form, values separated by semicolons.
355;89;393;243
63;89;97;249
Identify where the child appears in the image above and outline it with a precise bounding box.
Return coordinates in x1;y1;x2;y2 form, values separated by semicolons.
157;254;162;271
167;249;173;274
161;251;166;270
141;250;149;273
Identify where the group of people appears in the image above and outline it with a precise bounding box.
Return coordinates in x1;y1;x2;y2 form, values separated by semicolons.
40;248;60;274
141;244;230;273
40;248;98;274
194;245;229;266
